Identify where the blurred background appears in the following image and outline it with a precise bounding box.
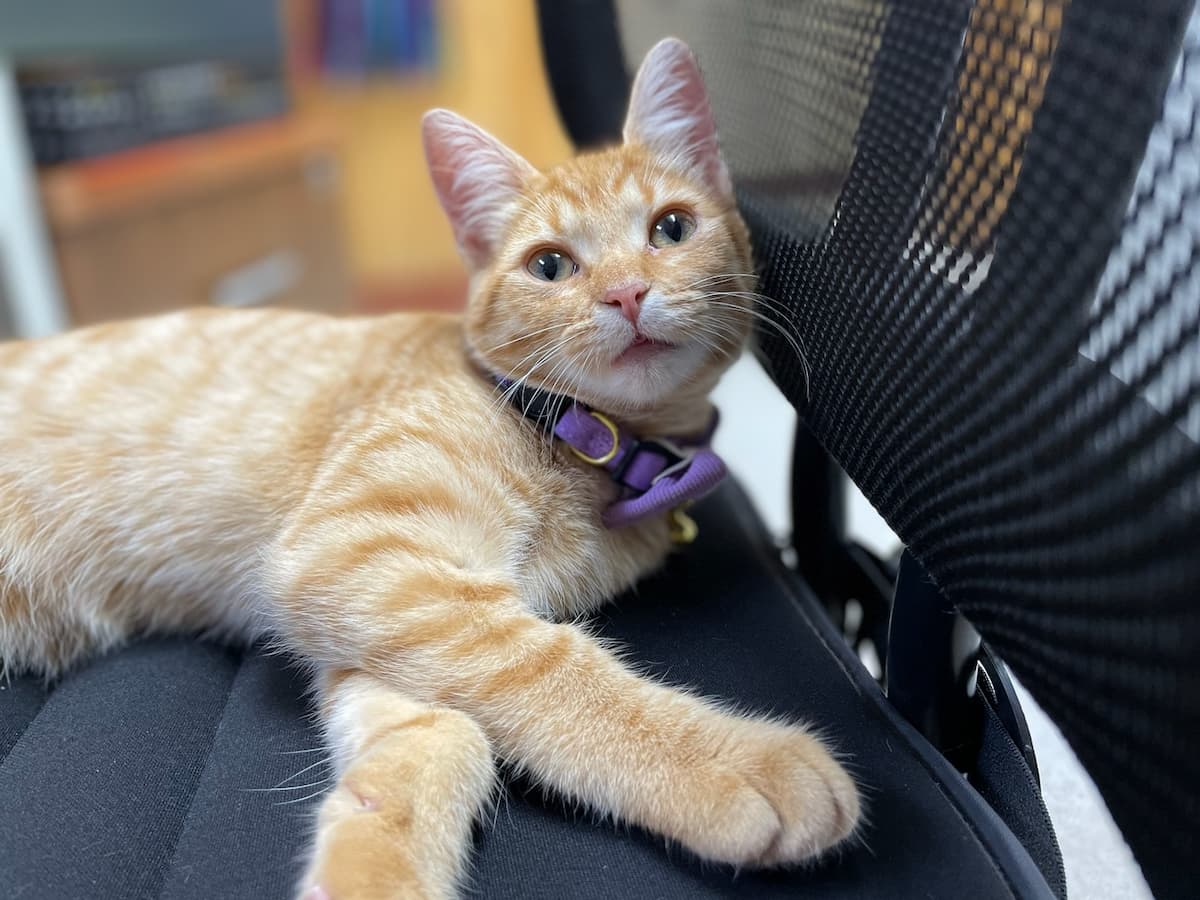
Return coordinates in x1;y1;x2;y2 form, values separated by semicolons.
0;0;570;335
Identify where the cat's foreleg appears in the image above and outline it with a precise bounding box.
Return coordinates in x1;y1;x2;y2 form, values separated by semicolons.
421;616;862;869
299;669;496;900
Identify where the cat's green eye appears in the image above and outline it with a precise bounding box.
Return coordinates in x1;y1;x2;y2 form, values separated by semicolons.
650;210;697;248
526;249;577;282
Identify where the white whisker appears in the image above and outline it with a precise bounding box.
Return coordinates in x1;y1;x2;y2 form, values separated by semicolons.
269;756;334;788
245;777;332;793
274;785;335;806
703;299;812;398
483;324;564;354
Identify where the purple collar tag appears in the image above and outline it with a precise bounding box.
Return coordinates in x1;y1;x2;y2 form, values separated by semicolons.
495;378;727;529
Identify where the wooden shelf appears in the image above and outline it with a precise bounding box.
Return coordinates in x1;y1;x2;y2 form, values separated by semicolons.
38;114;340;234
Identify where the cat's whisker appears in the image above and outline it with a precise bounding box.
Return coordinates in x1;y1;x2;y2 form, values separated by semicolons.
702;294;803;347
274;785;335;807
708;329;750;357
245;777;332;793
489;336;577;419
697;289;802;331
532;352;576;442
689;313;745;341
692;285;774;302
492;352;567;428
689;285;812;368
546;393;570;443
484;324;564;354
710;303;816;374
512;333;578;380
531;337;583;392
551;343;595;414
269;756;335;788
695;288;803;336
516;344;570;399
495;331;576;383
542;372;573;441
494;338;569;394
496;353;548;405
563;347;599;418
535;347;572;394
687;331;728;359
679;271;760;291
705;300;812;397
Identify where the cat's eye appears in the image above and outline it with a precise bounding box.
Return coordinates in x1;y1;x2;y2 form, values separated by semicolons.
526;249;577;282
650;210;697;248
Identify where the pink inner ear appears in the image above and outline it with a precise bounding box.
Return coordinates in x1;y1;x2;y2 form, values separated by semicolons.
624;39;733;200
422;110;534;268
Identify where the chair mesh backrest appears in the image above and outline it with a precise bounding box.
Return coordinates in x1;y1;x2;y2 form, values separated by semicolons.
545;0;1199;895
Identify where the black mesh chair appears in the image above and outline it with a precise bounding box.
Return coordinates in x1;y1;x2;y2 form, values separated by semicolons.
2;1;1196;898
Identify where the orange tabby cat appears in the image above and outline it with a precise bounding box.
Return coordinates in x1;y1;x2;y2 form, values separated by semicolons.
0;39;858;898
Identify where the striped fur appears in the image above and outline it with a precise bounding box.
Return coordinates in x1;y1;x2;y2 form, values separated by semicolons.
0;38;858;900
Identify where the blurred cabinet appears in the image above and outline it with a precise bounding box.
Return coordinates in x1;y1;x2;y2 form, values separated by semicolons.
38;114;350;325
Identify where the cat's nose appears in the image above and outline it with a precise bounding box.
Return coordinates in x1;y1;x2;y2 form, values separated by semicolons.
603;281;649;325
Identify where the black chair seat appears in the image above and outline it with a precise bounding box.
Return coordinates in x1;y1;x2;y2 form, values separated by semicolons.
0;483;1051;899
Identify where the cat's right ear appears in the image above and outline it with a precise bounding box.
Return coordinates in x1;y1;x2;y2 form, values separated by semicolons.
422;109;536;269
623;38;732;202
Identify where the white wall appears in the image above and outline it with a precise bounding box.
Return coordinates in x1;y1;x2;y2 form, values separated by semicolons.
0;58;68;339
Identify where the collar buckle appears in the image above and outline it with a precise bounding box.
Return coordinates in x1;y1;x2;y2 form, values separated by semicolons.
567;410;621;466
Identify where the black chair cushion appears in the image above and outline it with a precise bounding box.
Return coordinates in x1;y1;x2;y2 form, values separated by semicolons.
0;483;1051;898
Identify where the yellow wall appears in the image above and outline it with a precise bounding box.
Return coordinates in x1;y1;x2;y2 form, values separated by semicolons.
294;0;572;289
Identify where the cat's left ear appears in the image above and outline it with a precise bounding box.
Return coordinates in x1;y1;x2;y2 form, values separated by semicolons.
623;38;733;201
423;109;537;269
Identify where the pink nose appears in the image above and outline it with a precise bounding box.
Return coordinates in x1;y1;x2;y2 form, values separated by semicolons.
603;281;649;325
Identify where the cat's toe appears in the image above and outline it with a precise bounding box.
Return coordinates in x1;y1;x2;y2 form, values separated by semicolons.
674;776;786;865
749;730;861;866
665;720;860;870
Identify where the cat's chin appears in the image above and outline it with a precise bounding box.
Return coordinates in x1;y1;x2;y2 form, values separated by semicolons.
574;341;715;413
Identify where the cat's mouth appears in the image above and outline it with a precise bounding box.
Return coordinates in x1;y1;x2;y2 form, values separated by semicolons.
614;333;676;366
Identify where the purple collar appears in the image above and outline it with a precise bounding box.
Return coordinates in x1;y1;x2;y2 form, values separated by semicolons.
495;378;727;534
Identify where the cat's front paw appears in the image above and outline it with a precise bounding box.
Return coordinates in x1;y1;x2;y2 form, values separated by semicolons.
668;719;860;868
297;782;432;900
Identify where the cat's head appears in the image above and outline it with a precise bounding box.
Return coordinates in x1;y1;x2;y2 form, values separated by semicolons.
422;38;754;415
